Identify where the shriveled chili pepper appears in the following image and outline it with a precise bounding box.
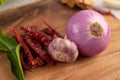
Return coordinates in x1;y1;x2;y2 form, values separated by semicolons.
21;26;52;47
78;2;117;19
43;20;63;38
91;7;117;19
13;29;34;65
24;35;54;64
20;51;31;71
40;28;54;38
32;57;44;68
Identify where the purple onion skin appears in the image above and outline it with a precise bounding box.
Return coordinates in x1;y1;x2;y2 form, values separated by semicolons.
66;10;110;56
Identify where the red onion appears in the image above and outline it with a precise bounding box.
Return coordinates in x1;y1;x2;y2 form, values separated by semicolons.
66;10;110;56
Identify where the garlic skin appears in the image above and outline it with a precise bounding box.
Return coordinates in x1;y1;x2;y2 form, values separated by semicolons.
48;38;78;62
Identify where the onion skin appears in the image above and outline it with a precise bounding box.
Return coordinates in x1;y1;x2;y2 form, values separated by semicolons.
66;10;110;56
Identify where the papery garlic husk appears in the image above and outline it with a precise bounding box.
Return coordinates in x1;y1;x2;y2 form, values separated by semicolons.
61;0;76;8
61;0;93;8
48;38;79;62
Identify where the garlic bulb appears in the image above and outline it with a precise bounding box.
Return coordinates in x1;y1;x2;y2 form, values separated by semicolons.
48;38;78;62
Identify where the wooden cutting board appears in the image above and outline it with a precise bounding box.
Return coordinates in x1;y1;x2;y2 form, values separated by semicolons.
0;0;120;80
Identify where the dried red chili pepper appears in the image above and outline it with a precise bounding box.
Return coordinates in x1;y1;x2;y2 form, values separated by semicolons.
13;29;34;65
32;57;44;68
78;2;117;19
20;51;31;71
91;7;116;19
24;35;54;64
40;28;54;38
43;20;63;38
21;26;52;47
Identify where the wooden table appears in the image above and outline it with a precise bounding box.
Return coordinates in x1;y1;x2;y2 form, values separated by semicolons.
0;0;120;80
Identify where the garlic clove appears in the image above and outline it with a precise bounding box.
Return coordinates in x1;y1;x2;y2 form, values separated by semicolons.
48;38;79;62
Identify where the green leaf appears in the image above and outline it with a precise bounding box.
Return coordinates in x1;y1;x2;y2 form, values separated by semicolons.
0;29;24;80
0;29;17;51
6;45;24;80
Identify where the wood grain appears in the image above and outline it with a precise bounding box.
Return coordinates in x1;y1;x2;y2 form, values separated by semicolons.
0;0;120;80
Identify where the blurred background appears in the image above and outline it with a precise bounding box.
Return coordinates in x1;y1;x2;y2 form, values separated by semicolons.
0;0;39;11
0;0;120;19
